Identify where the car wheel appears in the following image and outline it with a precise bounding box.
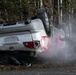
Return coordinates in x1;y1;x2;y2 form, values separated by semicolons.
37;8;51;36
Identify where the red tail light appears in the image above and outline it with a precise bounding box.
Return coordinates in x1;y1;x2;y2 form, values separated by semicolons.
23;42;34;48
34;41;40;49
23;41;40;49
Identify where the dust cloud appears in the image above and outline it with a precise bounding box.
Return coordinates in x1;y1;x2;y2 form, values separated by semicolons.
39;26;76;65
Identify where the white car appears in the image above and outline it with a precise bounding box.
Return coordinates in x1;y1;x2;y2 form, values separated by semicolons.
0;8;51;58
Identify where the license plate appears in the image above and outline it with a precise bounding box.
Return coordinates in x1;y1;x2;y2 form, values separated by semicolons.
4;36;19;44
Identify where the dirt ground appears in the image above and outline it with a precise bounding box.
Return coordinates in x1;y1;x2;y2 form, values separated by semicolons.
0;63;76;75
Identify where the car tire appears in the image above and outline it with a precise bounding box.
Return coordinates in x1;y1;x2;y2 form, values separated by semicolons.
37;8;51;36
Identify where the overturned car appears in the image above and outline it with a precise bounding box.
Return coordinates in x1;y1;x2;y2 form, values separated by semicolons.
0;8;51;62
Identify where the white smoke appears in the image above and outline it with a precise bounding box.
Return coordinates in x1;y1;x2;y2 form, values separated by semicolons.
39;25;76;65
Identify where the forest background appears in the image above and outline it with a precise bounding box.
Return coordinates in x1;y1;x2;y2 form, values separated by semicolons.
0;0;76;31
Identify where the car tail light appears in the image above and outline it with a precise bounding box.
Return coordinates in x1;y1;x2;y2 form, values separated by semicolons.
33;41;40;49
23;42;34;48
23;41;40;49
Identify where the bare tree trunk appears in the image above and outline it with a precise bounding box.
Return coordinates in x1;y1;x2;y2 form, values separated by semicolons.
60;0;63;24
53;0;59;28
35;0;43;12
36;0;40;10
4;0;8;21
39;0;43;8
20;0;23;20
68;0;72;36
73;10;76;33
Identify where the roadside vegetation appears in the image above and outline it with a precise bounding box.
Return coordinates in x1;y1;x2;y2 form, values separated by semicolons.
0;0;76;29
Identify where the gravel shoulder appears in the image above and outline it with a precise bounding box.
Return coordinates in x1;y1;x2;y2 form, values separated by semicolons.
0;64;76;75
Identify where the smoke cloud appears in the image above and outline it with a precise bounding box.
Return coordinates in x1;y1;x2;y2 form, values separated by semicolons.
39;25;76;65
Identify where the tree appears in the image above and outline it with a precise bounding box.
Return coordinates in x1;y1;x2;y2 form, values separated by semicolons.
53;0;59;28
0;0;76;24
